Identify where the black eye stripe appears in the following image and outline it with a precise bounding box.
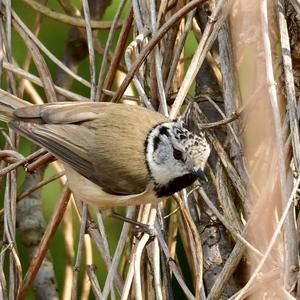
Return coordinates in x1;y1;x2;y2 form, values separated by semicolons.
159;126;169;136
153;136;160;151
173;148;183;161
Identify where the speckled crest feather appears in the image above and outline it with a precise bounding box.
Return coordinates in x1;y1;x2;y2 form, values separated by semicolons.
10;102;168;195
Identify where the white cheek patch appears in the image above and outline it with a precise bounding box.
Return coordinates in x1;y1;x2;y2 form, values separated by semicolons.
150;163;174;185
153;147;169;164
150;159;187;186
145;121;210;187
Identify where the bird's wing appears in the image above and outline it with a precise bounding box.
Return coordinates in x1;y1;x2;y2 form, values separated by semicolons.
10;119;147;195
11;102;167;196
13;102;113;124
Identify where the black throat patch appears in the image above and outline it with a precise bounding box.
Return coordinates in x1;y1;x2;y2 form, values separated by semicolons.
154;173;198;197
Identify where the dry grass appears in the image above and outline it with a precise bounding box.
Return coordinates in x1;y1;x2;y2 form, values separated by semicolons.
0;0;299;299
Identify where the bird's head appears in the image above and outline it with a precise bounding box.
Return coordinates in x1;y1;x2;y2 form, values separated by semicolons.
145;119;211;197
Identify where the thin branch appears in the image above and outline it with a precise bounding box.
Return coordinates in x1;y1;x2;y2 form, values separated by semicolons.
24;153;56;173
165;10;196;96
170;0;233;119
17;188;71;300
290;0;300;17
101;207;133;299
96;0;127;101
62;201;74;300
0;148;47;177
22;0;122;29
125;32;154;109
154;220;195;300
150;0;168;116
198;187;262;257
18;0;45;97
100;8;133;101
261;0;298;291
73;201;124;295
174;194;203;299
6;7;91;88
2;61;90;102
17;171;64;201
72;202;88;300
82;0;96;101
229;175;300;300
277;0;300;173
86;265;102;300
112;0;209;103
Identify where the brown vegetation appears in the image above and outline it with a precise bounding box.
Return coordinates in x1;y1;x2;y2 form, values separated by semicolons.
0;0;300;299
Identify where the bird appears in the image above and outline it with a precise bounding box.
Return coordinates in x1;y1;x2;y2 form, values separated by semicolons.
0;92;211;209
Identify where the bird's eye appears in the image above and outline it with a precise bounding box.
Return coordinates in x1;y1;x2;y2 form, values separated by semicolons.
173;148;183;160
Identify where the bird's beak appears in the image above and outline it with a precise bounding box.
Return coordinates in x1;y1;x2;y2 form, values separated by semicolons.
194;168;208;182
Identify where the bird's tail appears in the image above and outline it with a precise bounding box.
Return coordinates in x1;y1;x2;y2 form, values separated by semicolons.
0;89;31;123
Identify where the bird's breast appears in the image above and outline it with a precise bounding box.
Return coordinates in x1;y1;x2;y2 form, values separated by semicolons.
64;164;163;208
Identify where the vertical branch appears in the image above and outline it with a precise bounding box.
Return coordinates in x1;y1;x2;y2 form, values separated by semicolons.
18;0;48;96
101;8;133;101
17;170;59;300
82;0;96;101
261;0;298;291
4;0;11;52
112;0;209;103
3;0;17;95
17;188;70;300
149;0;168;116
277;0;300;173
54;0;112;99
125;33;154;109
165;10;195;96
96;0;127;101
2;8;21;295
218;20;247;186
4;171;22;300
0;259;8;300
81;234;93;299
72;202;88;300
0;13;3;84
101;214;133;299
290;0;300;16
151;238;163;300
62;201;74;300
170;0;233;119
86;265;103;299
230;176;300;300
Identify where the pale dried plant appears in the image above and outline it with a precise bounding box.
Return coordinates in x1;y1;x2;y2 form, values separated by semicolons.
0;0;299;300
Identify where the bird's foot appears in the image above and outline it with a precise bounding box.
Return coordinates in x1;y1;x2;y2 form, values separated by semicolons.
131;224;156;237
109;211;157;237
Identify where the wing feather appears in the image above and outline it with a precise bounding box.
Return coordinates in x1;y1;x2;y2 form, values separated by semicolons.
10;103;168;196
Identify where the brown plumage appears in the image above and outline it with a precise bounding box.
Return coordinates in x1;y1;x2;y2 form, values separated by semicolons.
10;102;167;204
0;92;211;209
